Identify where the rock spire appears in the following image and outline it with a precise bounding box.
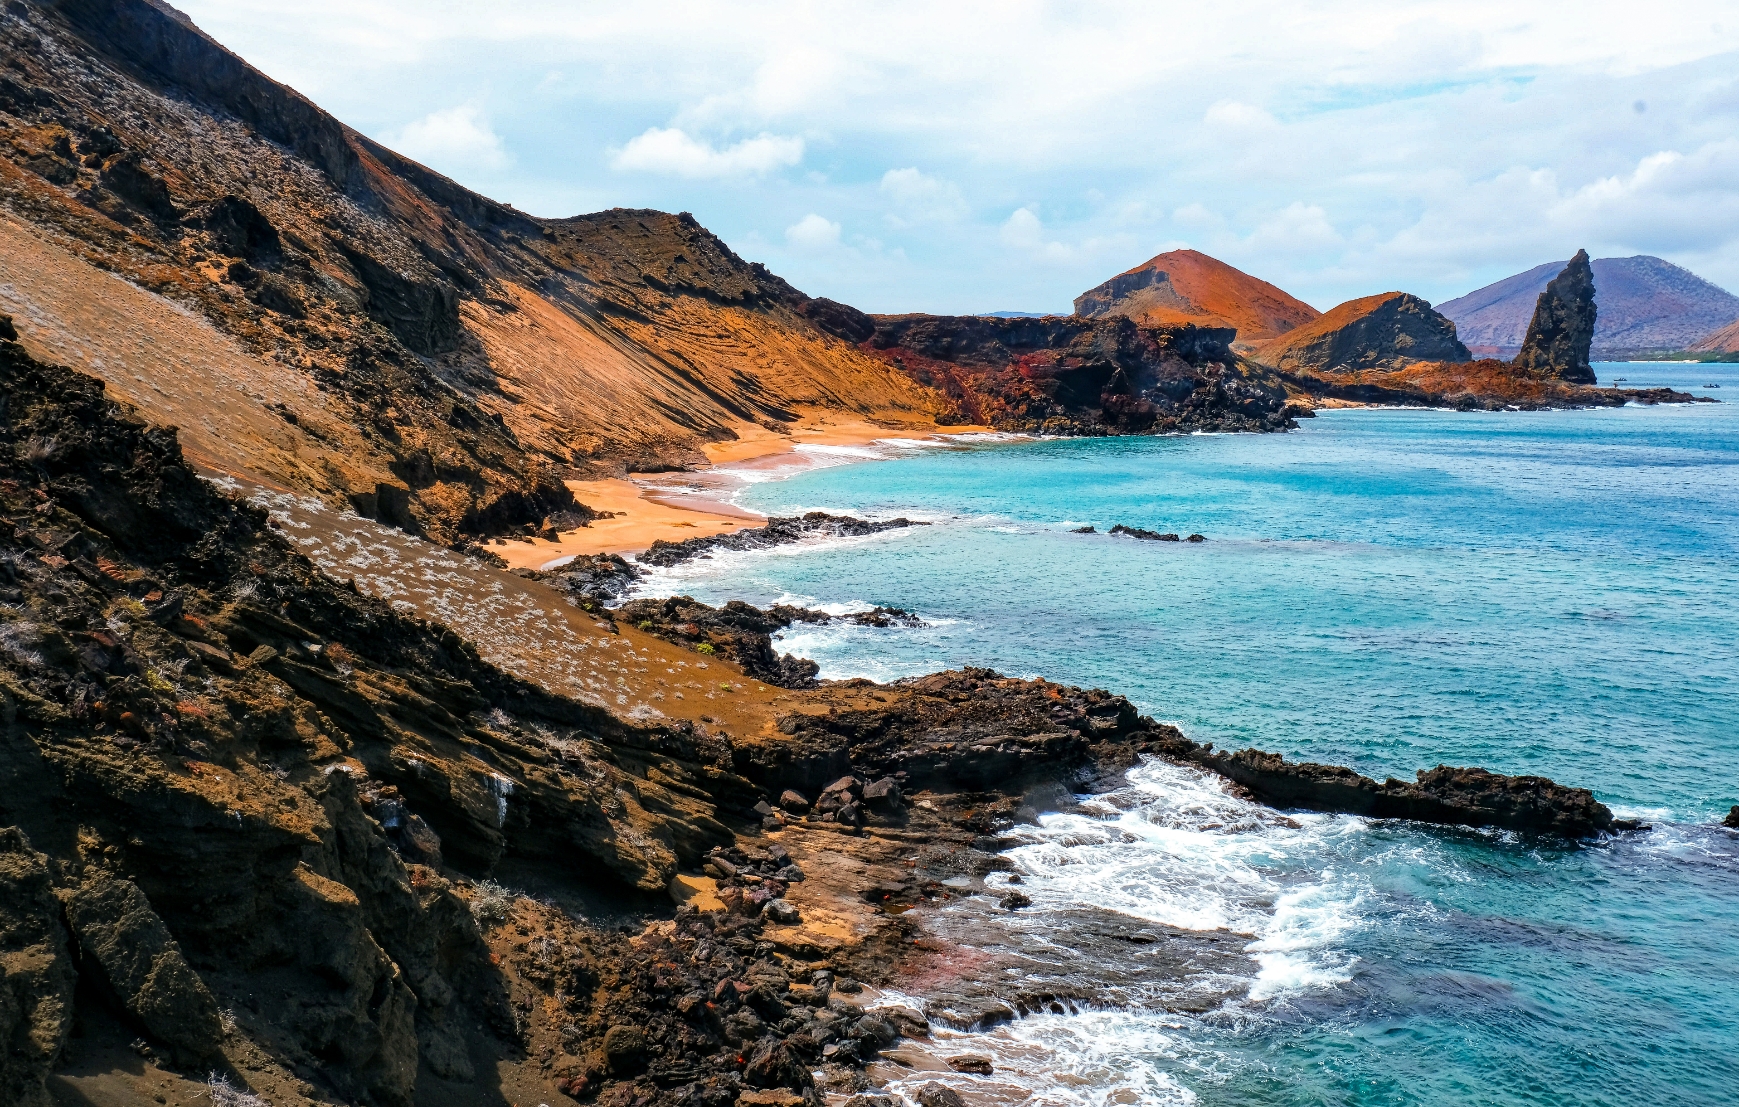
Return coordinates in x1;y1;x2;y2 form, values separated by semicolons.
1513;249;1598;383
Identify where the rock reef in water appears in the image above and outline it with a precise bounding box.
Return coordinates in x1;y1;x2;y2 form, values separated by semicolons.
1188;749;1626;838
1253;291;1470;374
1512;249;1599;384
635;512;925;569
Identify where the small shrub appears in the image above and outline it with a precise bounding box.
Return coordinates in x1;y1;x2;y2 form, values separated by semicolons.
637;620;654;631
695;642;715;655
469;879;516;928
206;1072;270;1107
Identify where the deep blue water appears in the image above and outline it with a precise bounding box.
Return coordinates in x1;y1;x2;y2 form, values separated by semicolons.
639;363;1739;1106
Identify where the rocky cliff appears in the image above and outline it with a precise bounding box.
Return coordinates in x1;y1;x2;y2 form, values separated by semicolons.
0;0;951;547
1438;254;1739;359
845;312;1299;434
0;327;1642;1105
1513;250;1598;384
1073;249;1321;349
1251;291;1469;373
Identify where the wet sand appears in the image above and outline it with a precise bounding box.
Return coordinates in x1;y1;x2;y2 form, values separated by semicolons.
493;417;992;568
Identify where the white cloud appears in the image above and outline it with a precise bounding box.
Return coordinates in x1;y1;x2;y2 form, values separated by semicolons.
879;168;967;226
173;0;1739;309
1203;100;1277;129
610;128;803;178
387;105;510;174
785;213;841;250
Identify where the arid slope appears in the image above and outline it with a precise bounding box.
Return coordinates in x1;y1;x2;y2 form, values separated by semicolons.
1074;248;1321;348
0;0;952;544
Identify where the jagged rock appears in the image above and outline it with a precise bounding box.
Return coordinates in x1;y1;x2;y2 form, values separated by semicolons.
1254;291;1470;373
948;1055;994;1074
61;876;225;1062
865;313;1297;434
0;828;75;1107
1513;250;1599;384
916;1081;967;1107
1191;750;1619;837
1723;806;1739;829
637;513;925;569
1110;524;1179;541
763;900;801;925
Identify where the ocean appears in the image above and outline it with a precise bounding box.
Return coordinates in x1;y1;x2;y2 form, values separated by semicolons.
634;364;1739;1106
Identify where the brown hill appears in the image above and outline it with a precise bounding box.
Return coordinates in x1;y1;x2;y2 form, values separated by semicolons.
1689;317;1739;355
1074;249;1321;348
0;0;953;546
1252;292;1469;373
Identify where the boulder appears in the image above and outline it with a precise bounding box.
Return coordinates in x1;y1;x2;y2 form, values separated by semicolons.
916;1081;967;1107
602;1024;647;1074
1513;249;1598;384
61;876;225;1063
948;1055;995;1074
778;789;811;813
762;900;801;926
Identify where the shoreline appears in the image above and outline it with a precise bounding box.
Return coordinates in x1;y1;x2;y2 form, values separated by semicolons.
493;417;994;568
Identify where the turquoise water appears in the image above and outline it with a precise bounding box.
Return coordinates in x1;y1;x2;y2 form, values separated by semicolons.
640;364;1739;1106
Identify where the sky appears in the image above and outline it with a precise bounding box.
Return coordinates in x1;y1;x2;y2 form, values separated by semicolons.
173;1;1739;316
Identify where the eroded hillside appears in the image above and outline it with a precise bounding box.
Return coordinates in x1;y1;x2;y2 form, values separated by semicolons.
0;0;954;545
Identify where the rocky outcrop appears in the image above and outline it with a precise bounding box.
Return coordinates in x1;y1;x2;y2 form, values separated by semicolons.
636;512;926;569
1073;249;1321;347
615;596;825;689
1190;750;1624;837
0;828;75;1107
61;877;227;1063
1253;292;1470;373
1513;250;1599;383
862;314;1298;434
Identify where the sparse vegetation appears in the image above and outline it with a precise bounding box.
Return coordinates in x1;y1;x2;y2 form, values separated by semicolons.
469;879;518;927
206;1072;270;1107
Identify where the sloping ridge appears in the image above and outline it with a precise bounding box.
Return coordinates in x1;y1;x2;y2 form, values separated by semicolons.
1074;249;1321;347
0;0;951;543
1439;255;1739;356
1253;291;1469;373
1689;317;1739;355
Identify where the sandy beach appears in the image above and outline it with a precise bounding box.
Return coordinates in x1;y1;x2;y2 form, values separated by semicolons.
490;416;991;569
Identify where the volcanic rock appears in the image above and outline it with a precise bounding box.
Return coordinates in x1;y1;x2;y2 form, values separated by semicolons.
916;1081;968;1107
1513;250;1599;383
0;828;74;1107
862;313;1297;434
1441;254;1739;359
636;512;925;569
1192;749;1619;837
1253;292;1470;373
61;877;226;1063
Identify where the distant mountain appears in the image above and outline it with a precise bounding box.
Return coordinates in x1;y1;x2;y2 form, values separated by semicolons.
1074;249;1320;348
1438;256;1739;358
1253;292;1469;373
981;310;1054;318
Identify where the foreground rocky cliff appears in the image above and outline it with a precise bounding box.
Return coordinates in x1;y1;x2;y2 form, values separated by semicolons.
0;330;1632;1105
